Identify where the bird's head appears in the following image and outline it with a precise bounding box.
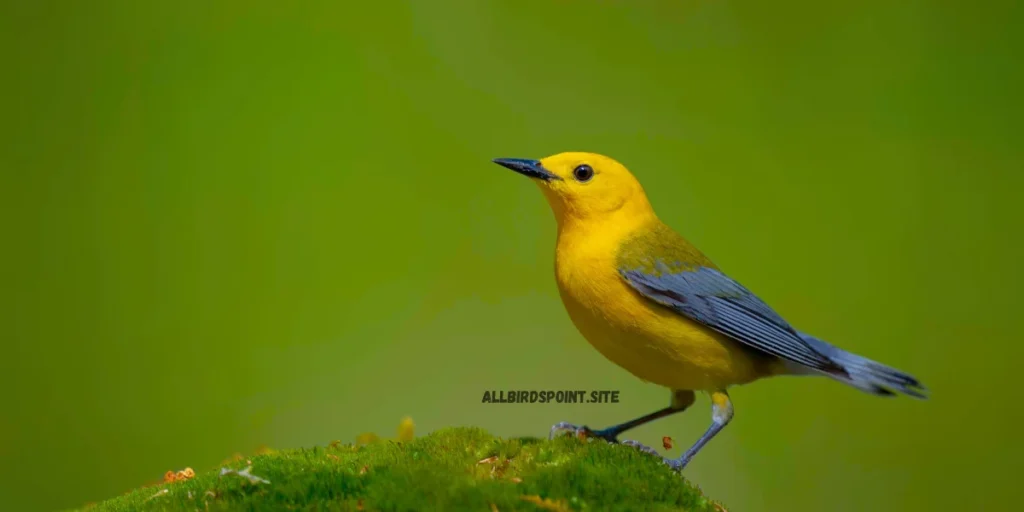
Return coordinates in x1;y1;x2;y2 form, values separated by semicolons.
493;152;654;228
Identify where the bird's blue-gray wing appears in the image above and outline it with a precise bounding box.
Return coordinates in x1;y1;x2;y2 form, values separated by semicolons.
620;263;838;372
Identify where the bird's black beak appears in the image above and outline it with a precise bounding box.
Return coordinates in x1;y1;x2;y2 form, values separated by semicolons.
492;158;562;181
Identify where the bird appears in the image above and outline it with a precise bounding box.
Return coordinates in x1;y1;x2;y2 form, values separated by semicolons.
492;152;927;471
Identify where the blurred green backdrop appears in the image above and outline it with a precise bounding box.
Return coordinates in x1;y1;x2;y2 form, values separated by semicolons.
1;1;1021;510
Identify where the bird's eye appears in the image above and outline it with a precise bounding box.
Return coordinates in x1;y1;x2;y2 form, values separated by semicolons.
573;164;594;182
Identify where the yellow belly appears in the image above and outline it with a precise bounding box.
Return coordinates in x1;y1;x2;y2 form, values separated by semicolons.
555;241;774;391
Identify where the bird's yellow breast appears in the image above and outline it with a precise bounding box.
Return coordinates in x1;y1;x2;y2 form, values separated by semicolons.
553;221;770;392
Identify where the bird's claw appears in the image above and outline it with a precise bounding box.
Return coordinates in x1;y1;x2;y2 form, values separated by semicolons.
548;422;599;441
620;440;691;472
548;422;618;443
620;439;661;457
549;423;691;472
548;421;578;440
662;456;691;472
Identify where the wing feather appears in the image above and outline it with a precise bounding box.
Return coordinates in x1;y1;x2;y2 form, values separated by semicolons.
620;264;838;372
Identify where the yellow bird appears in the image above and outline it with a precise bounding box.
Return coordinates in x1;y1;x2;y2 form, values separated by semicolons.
493;152;927;470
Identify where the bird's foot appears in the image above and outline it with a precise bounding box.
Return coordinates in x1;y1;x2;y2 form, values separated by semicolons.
620;439;662;457
662;455;693;472
620;440;692;472
548;422;620;443
549;423;690;471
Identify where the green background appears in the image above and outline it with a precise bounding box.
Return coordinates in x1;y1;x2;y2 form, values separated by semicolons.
2;1;1021;510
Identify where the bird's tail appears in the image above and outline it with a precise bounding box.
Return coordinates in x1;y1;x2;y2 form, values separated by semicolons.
796;332;928;399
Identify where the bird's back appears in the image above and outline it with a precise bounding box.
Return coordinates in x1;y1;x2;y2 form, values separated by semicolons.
615;221;718;274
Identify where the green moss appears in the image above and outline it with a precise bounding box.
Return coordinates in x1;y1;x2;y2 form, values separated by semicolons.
76;427;725;512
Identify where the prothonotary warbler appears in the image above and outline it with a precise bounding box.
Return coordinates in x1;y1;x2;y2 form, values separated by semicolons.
493;152;927;470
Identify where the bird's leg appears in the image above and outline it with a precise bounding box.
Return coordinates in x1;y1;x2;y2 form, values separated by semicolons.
549;408;675;444
549;390;696;445
663;390;733;471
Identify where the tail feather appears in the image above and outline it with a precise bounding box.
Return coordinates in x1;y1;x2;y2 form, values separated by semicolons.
796;332;928;399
